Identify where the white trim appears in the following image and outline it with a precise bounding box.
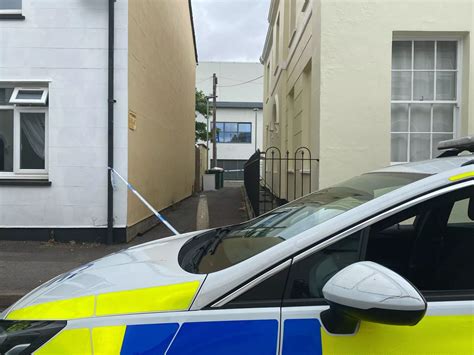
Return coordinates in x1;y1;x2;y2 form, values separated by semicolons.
10;87;49;105
391;38;461;163
14;107;48;175
0;9;22;15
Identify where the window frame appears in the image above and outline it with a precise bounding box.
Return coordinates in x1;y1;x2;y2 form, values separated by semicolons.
209;179;474;308
391;36;463;164
0;0;23;19
10;87;49;105
14;107;49;175
215;121;252;144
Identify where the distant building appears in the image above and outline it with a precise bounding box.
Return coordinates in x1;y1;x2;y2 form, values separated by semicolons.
0;0;197;243
196;62;264;180
261;0;473;198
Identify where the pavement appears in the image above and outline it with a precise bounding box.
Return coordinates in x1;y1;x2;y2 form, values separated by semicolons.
0;183;247;310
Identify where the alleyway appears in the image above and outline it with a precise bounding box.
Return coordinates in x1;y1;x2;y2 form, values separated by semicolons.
0;184;247;310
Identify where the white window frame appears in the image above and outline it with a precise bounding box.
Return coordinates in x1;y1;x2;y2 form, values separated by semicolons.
391;36;463;164
0;105;48;179
15;107;48;175
10;87;49;105
0;0;22;14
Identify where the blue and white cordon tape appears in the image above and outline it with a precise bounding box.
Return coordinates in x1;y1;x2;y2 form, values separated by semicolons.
109;168;179;235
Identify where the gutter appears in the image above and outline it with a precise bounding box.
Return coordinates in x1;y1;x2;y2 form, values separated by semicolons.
107;0;116;244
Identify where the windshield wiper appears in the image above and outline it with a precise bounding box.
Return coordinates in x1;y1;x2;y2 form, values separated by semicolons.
207;227;231;255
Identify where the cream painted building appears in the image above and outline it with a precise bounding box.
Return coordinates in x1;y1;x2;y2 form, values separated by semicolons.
0;0;197;243
261;0;474;200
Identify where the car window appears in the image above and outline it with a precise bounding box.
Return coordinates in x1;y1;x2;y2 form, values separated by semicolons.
279;186;473;308
179;172;426;274
282;232;364;306
366;186;474;294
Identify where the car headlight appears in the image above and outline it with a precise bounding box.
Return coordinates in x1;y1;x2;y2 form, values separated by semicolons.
0;320;66;355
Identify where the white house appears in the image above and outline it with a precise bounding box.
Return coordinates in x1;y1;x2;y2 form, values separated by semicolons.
196;62;264;179
0;0;197;243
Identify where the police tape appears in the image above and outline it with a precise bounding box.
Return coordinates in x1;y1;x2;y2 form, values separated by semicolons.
223;169;244;173
109;168;179;235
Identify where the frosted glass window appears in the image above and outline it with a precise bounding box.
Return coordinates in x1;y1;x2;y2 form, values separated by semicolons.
410;134;431;161
433;104;454;133
437;42;457;70
392;72;411;100
391;40;459;163
413;72;434;101
414;41;435;69
392;41;412;69
410;104;431;132
436;72;456;101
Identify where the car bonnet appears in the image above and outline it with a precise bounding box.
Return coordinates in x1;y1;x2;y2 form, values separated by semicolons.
2;231;206;321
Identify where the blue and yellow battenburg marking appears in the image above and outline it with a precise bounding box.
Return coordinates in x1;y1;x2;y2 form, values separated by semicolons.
32;315;473;354
6;281;200;321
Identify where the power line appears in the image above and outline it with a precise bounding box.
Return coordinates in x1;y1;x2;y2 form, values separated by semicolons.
218;75;264;88
196;76;213;84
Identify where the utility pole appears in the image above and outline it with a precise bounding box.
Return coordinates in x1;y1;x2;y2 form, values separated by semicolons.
212;73;218;168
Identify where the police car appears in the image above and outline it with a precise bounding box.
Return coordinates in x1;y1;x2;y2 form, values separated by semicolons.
1;138;473;354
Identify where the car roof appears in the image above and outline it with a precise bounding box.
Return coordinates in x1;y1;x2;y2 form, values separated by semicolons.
374;154;473;175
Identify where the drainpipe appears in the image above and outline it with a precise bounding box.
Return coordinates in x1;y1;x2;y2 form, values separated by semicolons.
107;0;116;244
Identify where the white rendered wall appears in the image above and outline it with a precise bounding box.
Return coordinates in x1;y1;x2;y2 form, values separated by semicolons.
0;0;128;228
197;108;264;163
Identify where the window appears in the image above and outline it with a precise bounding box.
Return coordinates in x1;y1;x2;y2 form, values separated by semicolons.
10;88;48;105
215;122;252;143
0;0;22;14
391;40;460;163
280;186;473;307
288;0;297;45
0;86;48;178
366;187;473;295
179;171;425;275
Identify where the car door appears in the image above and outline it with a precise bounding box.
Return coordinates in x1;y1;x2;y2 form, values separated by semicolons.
280;184;474;354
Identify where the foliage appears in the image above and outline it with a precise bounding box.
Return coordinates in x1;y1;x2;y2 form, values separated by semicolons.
195;89;210;142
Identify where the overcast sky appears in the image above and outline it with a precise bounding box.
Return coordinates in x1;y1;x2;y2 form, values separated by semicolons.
192;0;271;63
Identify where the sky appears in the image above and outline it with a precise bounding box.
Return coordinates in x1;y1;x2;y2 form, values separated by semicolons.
192;0;272;63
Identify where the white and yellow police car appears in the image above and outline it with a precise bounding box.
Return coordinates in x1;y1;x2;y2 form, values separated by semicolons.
1;137;473;354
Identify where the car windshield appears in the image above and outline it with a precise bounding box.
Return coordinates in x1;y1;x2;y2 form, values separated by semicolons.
179;172;427;274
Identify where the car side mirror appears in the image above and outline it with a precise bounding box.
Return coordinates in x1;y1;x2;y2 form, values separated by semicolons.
321;261;427;335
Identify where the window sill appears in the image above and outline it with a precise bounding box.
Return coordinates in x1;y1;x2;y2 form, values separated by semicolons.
0;14;25;20
0;179;51;186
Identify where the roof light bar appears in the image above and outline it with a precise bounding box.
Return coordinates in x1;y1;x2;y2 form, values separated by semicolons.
438;136;474;153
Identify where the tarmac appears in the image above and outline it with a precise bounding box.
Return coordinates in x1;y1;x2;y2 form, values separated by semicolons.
0;183;247;310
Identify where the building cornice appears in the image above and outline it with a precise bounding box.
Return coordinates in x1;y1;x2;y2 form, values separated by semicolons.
260;0;280;63
189;0;199;63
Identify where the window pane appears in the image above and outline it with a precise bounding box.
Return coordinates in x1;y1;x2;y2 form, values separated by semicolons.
391;104;409;132
391;71;411;100
410;104;431;132
284;233;362;301
436;72;456;101
0;88;13;105
391;133;408;162
392;41;412;69
16;90;44;101
239;123;252;133
410;133;431;161
223;132;233;143
414;41;435;69
20;112;46;170
437;41;457;70
432;133;453;158
433;104;454;133
0;0;21;10
225;122;238;132
216;122;224;131
0;110;14;172
413;71;434;101
239;132;251;143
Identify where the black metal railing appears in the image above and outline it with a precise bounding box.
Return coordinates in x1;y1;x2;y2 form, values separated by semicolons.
244;146;319;216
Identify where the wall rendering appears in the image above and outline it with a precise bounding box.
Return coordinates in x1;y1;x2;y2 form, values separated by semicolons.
127;0;196;232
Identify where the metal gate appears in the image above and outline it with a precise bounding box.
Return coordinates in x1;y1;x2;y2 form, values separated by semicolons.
244;147;319;216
